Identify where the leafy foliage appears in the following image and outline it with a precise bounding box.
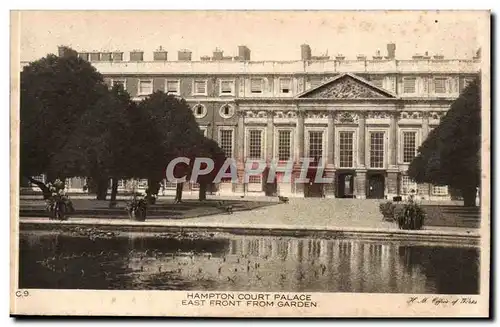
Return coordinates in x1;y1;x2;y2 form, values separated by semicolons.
378;201;396;220
396;201;426;230
408;78;481;206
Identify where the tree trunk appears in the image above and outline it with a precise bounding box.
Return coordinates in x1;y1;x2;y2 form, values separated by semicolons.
96;178;109;200
199;183;207;201
462;185;477;207
26;176;51;199
109;178;119;207
147;178;161;195
174;183;183;203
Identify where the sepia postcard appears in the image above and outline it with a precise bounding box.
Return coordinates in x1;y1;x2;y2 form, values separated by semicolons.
10;10;491;317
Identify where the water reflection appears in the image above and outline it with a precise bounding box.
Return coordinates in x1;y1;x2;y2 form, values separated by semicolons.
19;231;479;294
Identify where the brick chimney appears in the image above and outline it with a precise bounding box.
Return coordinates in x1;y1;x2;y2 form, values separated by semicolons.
301;44;312;61
78;52;89;61
57;46;78;57
100;52;112;61
386;43;396;59
212;48;224;60
130;50;144;61
373;50;383;60
153;46;168;61
89;51;101;62
238;45;251;61
178;49;192;61
112;51;123;61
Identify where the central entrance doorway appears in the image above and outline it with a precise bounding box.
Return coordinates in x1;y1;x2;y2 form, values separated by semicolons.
367;173;385;199
336;171;355;198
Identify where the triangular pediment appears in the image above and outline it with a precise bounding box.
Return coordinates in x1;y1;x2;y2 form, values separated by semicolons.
297;73;397;99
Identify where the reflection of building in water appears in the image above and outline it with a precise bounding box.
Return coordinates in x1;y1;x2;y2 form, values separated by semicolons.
226;236;472;293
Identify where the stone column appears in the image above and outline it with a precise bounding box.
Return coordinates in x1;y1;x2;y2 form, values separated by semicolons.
234;110;246;194
355;169;367;199
266;111;274;162
418;112;431;199
358;112;366;168
324;112;336;197
293;109;306;197
387;111;399;199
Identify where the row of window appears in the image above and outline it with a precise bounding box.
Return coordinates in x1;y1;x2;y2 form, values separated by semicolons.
111;78;294;96
215;129;419;168
111;76;475;97
402;77;474;94
400;175;449;196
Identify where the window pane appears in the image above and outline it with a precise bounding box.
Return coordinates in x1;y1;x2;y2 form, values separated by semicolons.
248;130;262;160
370;132;384;168
166;80;179;93
403;78;416;93
139;80;153;95
434;78;446;93
112;79;126;90
339;132;354;168
220;130;233;158
221;80;233;94
251;79;263;93
194;80;206;94
401;175;418;195
403;132;416;163
432;185;448;195
278;130;291;161
308;131;323;164
280;78;291;93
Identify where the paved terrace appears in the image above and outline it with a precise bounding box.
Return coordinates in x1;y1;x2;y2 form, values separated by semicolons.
19;196;480;240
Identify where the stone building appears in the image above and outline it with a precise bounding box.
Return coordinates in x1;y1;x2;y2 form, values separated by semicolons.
25;44;480;200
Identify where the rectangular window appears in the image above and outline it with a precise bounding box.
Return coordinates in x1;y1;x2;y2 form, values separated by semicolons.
432;185;449;196
138;80;153;95
278;130;291;161
220;80;234;95
166;80;180;94
370;132;384;168
371;77;384;89
308;131;323;165
280;78;291;93
434;78;446;94
403;77;416;94
219;130;233;158
339;132;354;168
111;79;126;90
403;132;417;163
193;80;207;95
249;176;261;184
250;78;263;93
248;130;263;160
401;175;418;195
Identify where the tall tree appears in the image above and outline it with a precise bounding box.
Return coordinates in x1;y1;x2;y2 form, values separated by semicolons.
135;92;205;202
20;46;107;196
408;78;481;206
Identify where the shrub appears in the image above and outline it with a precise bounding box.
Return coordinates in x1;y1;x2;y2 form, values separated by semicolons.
125;194;148;221
396;201;426;230
45;179;74;220
379;201;396;221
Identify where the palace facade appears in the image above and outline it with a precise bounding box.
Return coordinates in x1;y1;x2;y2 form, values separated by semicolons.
25;44;481;200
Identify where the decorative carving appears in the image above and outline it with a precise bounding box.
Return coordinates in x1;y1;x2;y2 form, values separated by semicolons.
400;111;424;119
257;111;268;118
367;111;389;119
335;112;359;124
245;111;256;118
301;75;388;99
219;103;235;119
287;111;297;118
429;111;446;120
306;112;329;119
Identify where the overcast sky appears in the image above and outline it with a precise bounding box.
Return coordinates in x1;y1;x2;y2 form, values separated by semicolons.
18;11;482;62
